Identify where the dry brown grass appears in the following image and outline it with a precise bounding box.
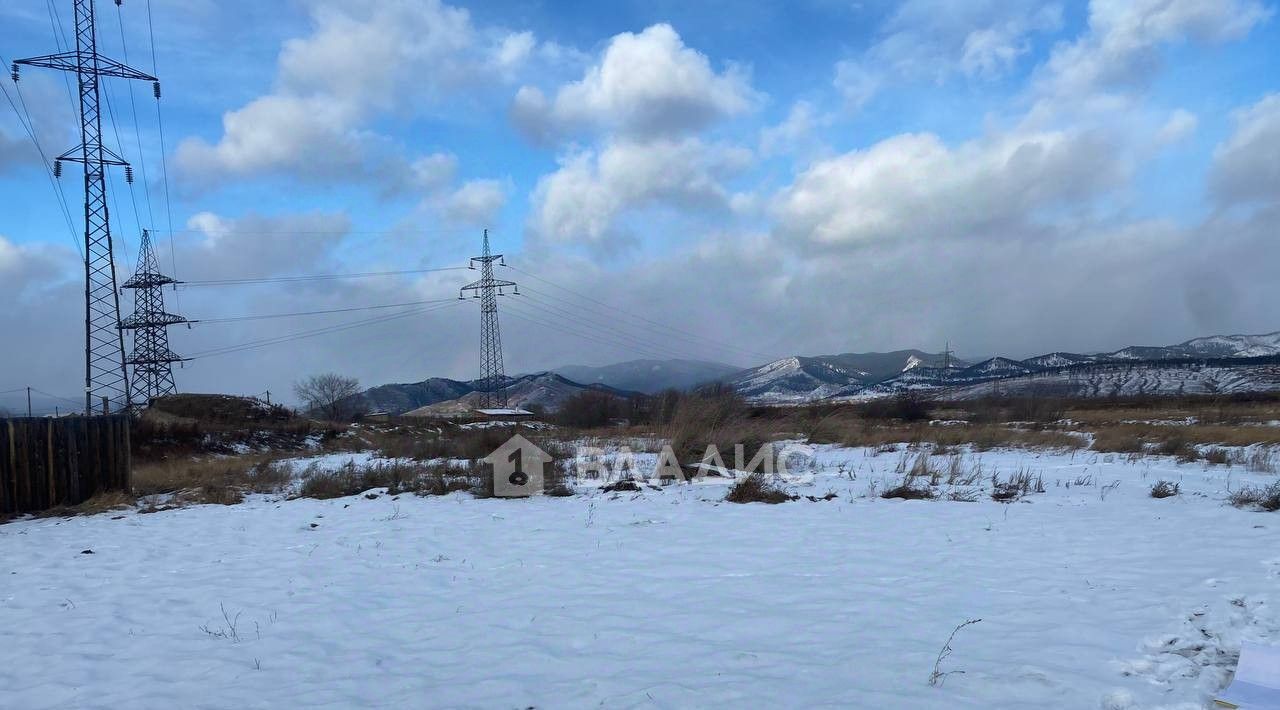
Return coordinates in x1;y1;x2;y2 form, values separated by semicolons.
33;490;135;518
1090;423;1280;455
132;454;288;497
812;420;1086;452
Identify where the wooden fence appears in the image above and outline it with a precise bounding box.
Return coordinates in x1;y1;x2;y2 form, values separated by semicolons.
0;415;131;515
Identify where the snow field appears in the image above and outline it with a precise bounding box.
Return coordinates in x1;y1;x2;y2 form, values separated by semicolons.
0;445;1277;709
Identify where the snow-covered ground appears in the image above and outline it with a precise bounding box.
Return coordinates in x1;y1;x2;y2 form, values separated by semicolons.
1;445;1278;709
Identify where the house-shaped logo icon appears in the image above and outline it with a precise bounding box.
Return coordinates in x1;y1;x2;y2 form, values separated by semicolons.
483;434;553;497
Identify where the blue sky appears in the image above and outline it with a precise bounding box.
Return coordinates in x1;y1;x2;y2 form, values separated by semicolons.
1;0;1278;404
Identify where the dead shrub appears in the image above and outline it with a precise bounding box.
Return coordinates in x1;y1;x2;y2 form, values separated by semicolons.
297;461;475;500
990;468;1042;503
858;392;932;422
1203;447;1231;465
182;484;245;506
1149;480;1180;499
881;478;936;501
1228;481;1280;511
667;387;770;467
725;473;795;504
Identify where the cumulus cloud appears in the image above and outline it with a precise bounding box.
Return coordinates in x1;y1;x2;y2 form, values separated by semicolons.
175;0;546;190
773;128;1123;247
511;24;758;142
1210;94;1280;206
530;138;751;246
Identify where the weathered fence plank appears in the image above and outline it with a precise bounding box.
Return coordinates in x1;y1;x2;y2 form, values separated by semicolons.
0;415;131;515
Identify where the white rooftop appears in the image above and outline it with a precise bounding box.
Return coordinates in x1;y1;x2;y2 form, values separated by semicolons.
474;408;533;416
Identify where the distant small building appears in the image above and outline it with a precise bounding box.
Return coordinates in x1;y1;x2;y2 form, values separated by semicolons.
363;410;391;421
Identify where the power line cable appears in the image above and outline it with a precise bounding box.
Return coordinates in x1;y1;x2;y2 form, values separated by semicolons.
504;263;775;362
502;301;689;363
198;297;459;324
143;0;179;308
189;300;463;360
114;3;156;232
180;266;469;287
513;292;713;362
0;53;82;260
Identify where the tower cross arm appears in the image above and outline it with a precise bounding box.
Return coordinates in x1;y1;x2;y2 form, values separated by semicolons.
461;278;517;293
15;52;157;82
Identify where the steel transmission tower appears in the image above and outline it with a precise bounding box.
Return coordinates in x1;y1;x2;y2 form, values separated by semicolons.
460;230;518;409
120;229;187;403
14;0;160;414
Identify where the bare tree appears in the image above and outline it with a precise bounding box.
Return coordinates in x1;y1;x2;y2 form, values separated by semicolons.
294;373;362;422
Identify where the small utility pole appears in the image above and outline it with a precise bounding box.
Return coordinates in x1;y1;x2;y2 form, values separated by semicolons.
265;390;271;406
27;387;32;418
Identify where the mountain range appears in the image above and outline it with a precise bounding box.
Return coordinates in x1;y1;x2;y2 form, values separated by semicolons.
351;331;1280;414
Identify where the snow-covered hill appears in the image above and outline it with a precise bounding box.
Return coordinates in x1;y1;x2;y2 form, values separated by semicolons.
942;361;1280;400
744;331;1280;403
729;350;959;402
404;373;636;415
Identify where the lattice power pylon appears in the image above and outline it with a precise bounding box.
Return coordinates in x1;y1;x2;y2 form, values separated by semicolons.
120;229;187;404
460;230;517;409
14;0;160;414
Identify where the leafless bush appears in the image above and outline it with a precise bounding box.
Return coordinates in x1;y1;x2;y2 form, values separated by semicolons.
298;461;472;499
990;468;1042;503
725;473;795;504
1150;480;1180;499
667;387;769;467
1228;481;1280;511
858;392;932;422
881;477;936;501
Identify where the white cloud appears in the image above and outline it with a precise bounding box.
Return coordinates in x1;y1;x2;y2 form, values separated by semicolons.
1155;108;1199;145
185;210;353;279
491;31;536;75
773;128;1124;247
409;153;460;192
1039;0;1272;101
960;6;1064;79
530;138;751;245
1210;94;1280;205
175;0;547;189
512;24;758;141
442;179;508;226
760;101;831;158
832;60;882;112
829;1;1062;112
